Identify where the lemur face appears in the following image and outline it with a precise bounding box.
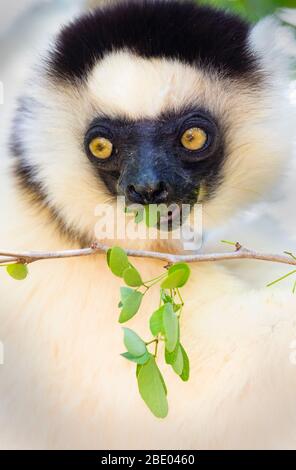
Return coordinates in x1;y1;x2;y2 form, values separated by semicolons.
84;107;221;208
11;0;294;245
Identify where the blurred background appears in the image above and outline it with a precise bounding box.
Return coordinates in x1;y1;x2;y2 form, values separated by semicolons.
1;0;296;35
199;0;296;21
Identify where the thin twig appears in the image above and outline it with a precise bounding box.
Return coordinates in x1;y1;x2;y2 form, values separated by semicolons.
0;242;296;268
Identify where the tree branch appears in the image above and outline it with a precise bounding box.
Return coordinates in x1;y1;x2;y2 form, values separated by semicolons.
0;242;296;268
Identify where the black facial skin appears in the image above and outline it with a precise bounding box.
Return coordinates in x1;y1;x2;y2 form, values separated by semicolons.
84;108;224;212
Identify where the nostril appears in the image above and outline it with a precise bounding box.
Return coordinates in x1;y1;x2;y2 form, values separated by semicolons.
126;184;149;204
126;181;169;204
127;184;141;202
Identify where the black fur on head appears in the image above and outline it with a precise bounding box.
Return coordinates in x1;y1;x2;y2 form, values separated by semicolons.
47;0;258;83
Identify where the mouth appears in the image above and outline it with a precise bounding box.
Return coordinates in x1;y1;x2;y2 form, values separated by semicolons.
124;199;195;232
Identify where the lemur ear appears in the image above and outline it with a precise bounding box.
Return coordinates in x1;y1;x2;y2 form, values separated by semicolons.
249;13;296;80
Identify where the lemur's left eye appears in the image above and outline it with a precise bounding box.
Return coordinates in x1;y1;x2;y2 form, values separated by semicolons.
89;137;113;159
181;127;207;151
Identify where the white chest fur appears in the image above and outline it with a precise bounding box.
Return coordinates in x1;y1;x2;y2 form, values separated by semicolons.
1;193;296;449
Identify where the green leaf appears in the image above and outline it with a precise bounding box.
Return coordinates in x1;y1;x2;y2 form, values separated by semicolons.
156;365;168;396
161;263;191;289
120;287;134;303
6;264;28;281
135;210;144;224
119;290;143;323
180;344;190;382
106;249;112;267
221;240;237;246
172;345;184;376
145;205;158;228
168;263;191;287
136;364;142;378
163;303;179;353
109;246;130;277
137;361;168;395
161;272;184;289
161;291;173;304
173;304;182;313
123;266;143;287
137;356;168;418
118;287;133;309
165;343;179;365
121;351;150;365
149;305;165;336
123;328;147;357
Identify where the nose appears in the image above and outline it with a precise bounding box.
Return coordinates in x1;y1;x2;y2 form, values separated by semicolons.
126;181;170;204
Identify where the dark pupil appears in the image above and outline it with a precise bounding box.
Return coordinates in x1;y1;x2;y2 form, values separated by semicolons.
96;142;105;151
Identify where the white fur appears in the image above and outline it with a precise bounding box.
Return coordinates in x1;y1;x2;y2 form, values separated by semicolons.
1;7;296;450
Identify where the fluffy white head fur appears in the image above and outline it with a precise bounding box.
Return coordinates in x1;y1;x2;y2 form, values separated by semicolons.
14;16;296;248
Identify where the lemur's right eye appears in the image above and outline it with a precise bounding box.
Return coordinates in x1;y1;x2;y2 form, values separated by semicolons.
89;137;113;159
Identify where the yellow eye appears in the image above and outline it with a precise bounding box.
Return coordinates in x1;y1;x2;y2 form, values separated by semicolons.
181;127;207;151
89;137;113;159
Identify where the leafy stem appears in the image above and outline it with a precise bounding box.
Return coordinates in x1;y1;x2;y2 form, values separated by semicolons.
107;246;191;418
154;336;160;358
